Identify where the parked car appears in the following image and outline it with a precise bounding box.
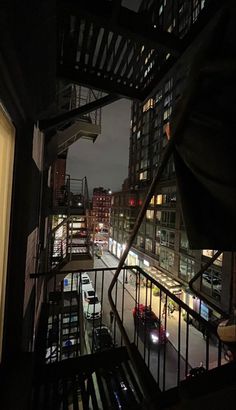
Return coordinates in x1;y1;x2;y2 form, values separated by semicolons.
90;324;115;352
83;289;102;320
133;304;169;346
79;273;93;292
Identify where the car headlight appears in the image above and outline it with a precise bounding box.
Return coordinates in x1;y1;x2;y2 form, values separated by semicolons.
151;333;159;343
166;332;170;338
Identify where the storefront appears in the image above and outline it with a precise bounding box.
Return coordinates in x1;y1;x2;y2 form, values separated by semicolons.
127;250;139;266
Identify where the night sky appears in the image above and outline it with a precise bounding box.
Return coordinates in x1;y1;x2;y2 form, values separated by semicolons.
67;98;132;194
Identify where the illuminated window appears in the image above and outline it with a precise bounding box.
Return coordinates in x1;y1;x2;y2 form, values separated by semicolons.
202;250;222;266
160;230;175;248
163;107;172;120
143;99;154;113
129;198;135;206
160;248;175;272
156;211;161;222
157;194;163;205
179;256;195;282
150;196;155;206
146;210;154;220
137;235;144;248
139;171;147;180
145;238;153;252
180;232;189;249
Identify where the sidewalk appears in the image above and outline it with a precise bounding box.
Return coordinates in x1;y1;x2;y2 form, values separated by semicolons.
100;251;224;369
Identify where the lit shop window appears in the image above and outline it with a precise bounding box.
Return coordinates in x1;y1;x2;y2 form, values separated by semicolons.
143;99;154;113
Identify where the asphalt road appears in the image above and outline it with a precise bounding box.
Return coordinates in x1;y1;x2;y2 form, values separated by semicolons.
85;257;187;391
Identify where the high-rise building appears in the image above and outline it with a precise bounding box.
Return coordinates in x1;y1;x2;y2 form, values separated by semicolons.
109;3;234;320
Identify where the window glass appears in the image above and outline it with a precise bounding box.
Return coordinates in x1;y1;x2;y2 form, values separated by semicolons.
201;267;222;301
146;209;154;220
160;248;175;272
145;238;153;252
179;255;195;282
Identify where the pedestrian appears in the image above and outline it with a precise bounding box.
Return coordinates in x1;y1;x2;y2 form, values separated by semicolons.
110;310;114;327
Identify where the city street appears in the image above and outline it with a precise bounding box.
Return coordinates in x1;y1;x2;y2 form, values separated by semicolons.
85;251;226;390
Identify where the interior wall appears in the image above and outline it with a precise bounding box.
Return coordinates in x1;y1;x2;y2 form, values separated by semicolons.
0;103;15;362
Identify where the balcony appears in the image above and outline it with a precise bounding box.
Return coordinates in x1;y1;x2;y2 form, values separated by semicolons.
51;176;90;216
29;265;236;409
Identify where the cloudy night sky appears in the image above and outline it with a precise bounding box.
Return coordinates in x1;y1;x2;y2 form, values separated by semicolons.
67;98;132;194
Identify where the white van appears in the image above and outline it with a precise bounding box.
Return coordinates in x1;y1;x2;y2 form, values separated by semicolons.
83;289;102;320
79;273;93;292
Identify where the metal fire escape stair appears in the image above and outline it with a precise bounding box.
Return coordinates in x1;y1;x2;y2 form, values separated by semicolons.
45;84;103;163
33;345;147;410
53;117;101;155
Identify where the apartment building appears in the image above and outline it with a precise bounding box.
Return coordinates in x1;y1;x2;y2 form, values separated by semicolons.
109;0;235;320
91;187;112;229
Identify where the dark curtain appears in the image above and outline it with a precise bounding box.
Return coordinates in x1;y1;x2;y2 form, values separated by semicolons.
171;4;236;250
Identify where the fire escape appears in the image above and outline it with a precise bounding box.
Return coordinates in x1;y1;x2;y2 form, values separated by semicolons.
1;1;236;410
33;0;236;408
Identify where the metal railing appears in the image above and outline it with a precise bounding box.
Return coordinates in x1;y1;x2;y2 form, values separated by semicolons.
49;215;92;271
52;175;90;212
31;265;228;393
56;82;102;128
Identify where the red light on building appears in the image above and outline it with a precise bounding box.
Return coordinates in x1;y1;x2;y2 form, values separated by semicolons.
138;199;142;206
129;198;135;206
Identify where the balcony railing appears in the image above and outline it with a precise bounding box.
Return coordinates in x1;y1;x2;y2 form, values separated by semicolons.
32;265;228;396
52;175;89;213
49;215;92;271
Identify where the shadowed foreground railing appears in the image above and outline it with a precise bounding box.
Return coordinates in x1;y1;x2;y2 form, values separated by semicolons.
31;265;227;393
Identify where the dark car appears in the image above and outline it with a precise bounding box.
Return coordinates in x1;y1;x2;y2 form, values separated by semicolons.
133;304;169;346
91;325;114;352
